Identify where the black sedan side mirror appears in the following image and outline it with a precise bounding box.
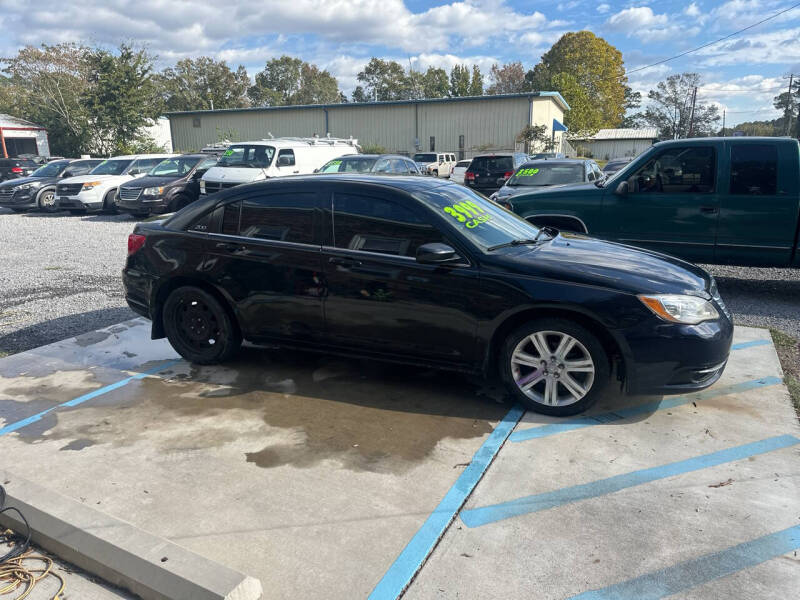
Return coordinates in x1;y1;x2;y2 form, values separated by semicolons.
615;180;629;195
416;243;459;264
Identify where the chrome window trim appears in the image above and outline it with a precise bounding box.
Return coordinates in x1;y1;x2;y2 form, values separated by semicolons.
208;231;322;250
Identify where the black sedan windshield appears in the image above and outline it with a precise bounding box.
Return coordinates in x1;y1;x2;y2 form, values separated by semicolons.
30;160;71;177
414;184;540;251
508;164;584;187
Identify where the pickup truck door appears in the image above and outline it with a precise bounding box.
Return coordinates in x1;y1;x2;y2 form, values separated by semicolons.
603;144;720;263
716;141;800;267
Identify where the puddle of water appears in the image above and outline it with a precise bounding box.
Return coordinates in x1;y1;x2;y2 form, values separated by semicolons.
15;348;508;472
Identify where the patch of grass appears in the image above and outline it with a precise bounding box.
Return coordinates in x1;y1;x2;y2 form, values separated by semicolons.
770;328;800;417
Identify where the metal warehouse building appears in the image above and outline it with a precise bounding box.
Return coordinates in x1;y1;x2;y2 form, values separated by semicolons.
571;128;659;161
166;92;569;159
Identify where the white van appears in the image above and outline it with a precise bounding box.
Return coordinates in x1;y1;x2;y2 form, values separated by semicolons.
200;137;360;195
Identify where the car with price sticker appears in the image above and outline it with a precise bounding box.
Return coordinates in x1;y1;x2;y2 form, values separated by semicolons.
123;175;732;416
491;159;604;205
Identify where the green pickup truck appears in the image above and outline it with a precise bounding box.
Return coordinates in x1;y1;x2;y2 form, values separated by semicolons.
502;137;800;268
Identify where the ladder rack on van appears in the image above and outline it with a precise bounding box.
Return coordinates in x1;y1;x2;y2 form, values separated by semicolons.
259;136;359;147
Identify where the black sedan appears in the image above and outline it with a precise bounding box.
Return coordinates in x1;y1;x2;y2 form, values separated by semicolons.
123;176;732;416
0;158;102;212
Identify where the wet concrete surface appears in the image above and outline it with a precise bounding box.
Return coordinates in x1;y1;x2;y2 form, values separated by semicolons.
0;318;510;599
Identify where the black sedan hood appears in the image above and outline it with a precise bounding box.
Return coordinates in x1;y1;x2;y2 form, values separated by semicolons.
121;175;183;189
489;232;711;296
0;175;57;188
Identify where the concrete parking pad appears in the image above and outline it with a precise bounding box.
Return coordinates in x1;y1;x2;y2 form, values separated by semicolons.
1;322;798;599
403;326;800;600
0;318;509;599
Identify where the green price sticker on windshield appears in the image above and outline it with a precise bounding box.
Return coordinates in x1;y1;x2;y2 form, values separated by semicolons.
443;200;491;228
223;149;234;156
517;168;539;177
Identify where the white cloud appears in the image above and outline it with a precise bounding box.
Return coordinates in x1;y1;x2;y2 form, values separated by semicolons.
695;26;800;66
684;3;699;16
606;7;668;30
596;3;610;14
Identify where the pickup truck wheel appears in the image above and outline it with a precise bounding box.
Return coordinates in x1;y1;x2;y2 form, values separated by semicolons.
102;189;118;214
163;286;242;364
36;188;57;212
499;318;609;416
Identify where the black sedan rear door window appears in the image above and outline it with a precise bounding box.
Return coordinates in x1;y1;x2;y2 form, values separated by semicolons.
332;193;444;257
235;193;318;243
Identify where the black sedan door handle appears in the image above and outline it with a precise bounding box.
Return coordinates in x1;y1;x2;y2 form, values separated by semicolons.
700;206;718;214
329;256;362;267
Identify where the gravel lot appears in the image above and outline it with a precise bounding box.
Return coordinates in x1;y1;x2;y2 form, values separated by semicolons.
1;206;799;355
0;208;137;355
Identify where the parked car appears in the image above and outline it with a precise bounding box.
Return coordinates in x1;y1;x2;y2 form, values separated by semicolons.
529;152;566;159
491;159;604;205
505;137;800;268
117;154;219;217
55;154;175;214
449;159;472;184
602;157;633;176
0;158;102;212
200;137;360;196
123;175;732;417
0;158;38;182
317;154;421;175
464;152;529;195
412;152;457;178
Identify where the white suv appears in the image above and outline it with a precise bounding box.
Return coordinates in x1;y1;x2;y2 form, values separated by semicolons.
56;154;175;213
413;152;457;178
200;137;360;195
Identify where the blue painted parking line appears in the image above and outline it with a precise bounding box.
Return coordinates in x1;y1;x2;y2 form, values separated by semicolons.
460;434;799;528
0;359;181;437
368;404;524;600
730;339;771;350
569;524;800;599
510;376;782;443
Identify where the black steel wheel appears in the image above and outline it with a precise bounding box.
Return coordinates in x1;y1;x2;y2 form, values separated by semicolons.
163;286;241;364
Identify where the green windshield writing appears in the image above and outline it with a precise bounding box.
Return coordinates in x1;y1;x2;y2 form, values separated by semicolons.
515;168;540;177
223;149;234;156
443;201;492;229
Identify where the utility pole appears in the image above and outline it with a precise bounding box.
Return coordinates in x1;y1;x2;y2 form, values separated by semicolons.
785;73;794;136
722;109;726;136
687;86;698;138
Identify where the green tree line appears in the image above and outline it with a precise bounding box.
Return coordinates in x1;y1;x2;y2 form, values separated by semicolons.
3;33;795;158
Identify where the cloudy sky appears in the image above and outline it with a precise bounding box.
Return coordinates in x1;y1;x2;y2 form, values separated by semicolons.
1;0;799;125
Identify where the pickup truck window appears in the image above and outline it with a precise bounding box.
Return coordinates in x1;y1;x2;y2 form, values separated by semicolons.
631;147;715;194
730;144;777;195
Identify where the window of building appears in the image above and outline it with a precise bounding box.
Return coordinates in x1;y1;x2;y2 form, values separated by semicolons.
730;144;778;195
333;193;444;257
429;136;435;152
192;117;201;128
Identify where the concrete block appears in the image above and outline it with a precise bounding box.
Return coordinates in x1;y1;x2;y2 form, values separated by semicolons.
0;471;262;600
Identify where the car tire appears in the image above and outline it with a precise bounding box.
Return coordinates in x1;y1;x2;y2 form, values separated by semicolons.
167;194;191;213
102;189;118;214
499;318;610;416
36;188;57;212
163;286;242;364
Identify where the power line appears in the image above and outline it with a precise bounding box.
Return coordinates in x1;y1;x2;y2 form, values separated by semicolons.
627;2;800;75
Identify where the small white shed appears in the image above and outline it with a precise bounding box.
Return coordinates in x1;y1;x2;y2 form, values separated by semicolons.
0;114;50;158
572;128;658;161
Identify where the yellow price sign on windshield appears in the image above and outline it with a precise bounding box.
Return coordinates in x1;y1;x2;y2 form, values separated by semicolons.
443;201;491;228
